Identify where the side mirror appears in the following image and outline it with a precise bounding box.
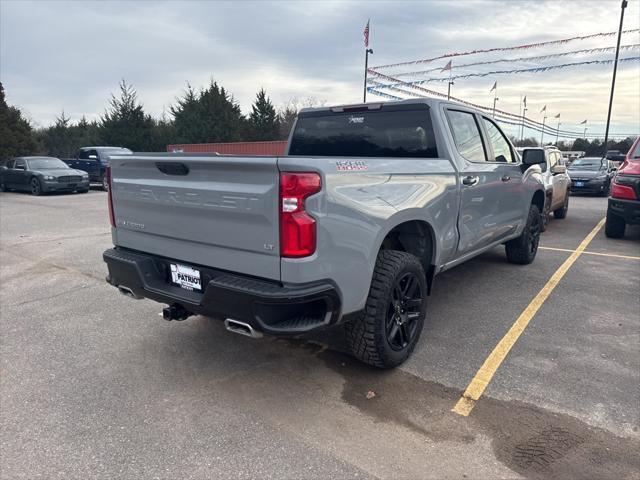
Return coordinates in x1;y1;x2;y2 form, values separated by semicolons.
88;154;98;160
551;164;567;175
521;149;545;167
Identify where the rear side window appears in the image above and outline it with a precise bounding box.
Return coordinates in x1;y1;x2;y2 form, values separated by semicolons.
289;109;438;158
446;110;487;162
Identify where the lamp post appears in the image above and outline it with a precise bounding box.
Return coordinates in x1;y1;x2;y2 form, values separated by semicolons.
602;0;628;157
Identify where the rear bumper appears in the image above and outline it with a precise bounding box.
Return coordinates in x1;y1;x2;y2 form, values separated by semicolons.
608;197;640;225
103;247;341;335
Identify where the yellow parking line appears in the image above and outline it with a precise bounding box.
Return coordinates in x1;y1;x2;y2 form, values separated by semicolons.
539;246;640;261
452;218;606;417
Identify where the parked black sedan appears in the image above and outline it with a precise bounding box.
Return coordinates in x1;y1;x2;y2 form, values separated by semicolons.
0;157;90;195
567;157;616;195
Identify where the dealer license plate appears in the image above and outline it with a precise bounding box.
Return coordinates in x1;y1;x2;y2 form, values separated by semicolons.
575;181;584;187
170;263;201;291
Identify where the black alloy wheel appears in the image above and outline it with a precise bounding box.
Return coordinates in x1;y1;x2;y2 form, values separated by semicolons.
30;177;42;196
386;272;423;351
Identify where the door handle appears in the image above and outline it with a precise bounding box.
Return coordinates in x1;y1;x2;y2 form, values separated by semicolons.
462;175;479;186
501;175;511;182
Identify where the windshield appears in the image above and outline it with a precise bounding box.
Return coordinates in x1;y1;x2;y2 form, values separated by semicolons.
568;158;605;170
289;108;438;158
27;158;69;170
631;140;640;159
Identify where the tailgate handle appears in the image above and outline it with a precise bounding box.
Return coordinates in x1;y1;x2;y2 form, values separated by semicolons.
156;162;189;176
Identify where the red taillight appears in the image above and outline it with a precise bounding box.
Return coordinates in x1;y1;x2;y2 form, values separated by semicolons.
279;172;321;258
106;166;115;227
611;181;637;200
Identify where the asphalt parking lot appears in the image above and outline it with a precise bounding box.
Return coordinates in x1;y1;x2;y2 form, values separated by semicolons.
1;190;639;479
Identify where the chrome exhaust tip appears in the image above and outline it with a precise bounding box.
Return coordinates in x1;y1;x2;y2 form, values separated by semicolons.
117;285;143;300
224;319;263;338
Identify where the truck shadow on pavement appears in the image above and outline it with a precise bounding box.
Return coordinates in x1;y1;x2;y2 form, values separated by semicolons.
152;315;640;480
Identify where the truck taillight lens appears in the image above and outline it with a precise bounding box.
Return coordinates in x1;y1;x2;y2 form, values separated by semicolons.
106;166;115;227
611;180;637;200
279;172;321;258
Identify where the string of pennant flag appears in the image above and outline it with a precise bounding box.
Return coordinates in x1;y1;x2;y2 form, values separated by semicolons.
392;44;640;77
372;28;640;70
362;20;640;139
369;57;640;86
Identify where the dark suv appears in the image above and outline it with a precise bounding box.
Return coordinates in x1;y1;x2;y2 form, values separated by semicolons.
605;137;640;238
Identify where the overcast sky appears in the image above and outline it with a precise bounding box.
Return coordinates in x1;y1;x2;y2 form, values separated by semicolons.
1;0;639;140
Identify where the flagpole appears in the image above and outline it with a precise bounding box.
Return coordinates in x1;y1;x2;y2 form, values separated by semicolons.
520;99;527;142
541;114;547;145
518;96;523;142
555;118;561;145
583;125;588;138
492;84;498;118
363;48;373;102
447;69;453;100
602;0;628;157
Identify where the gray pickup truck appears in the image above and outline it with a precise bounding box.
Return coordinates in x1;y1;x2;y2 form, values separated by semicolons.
103;99;547;368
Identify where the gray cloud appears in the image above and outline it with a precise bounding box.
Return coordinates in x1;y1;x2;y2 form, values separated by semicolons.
1;0;638;138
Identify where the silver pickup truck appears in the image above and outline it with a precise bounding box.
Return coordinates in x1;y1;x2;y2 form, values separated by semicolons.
103;99;547;368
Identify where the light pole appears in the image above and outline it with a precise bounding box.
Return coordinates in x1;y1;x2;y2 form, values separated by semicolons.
363;48;373;102
602;0;628;157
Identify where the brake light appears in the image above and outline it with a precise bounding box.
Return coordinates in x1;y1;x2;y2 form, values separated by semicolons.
611;180;637;200
106;166;115;227
279;172;321;257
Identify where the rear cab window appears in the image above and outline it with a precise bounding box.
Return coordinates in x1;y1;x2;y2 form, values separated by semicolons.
288;105;438;158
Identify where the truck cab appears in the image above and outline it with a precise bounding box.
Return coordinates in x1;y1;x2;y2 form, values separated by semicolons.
64;146;132;190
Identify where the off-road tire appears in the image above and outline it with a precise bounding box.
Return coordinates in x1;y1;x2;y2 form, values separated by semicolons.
553;192;569;219
605;209;625;238
505;204;541;265
345;250;427;369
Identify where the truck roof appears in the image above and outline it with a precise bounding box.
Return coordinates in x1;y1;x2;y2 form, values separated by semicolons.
298;97;450;116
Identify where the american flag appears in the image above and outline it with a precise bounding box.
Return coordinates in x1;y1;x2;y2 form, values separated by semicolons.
441;60;452;72
555;113;561;119
580;119;587;124
523;96;527;107
540;105;547;113
490;81;497;93
364;19;370;47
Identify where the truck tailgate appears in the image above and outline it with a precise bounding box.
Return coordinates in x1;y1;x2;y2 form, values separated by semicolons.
109;154;281;281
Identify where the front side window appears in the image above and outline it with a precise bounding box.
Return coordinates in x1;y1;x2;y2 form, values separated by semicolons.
446;110;487;162
79;149;91;160
482;118;514;163
289;109;438;158
14;159;25;170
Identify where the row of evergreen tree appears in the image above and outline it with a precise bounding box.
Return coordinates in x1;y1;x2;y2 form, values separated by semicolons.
1;80;320;159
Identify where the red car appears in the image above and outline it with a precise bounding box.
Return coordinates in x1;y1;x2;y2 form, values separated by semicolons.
605;136;640;238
